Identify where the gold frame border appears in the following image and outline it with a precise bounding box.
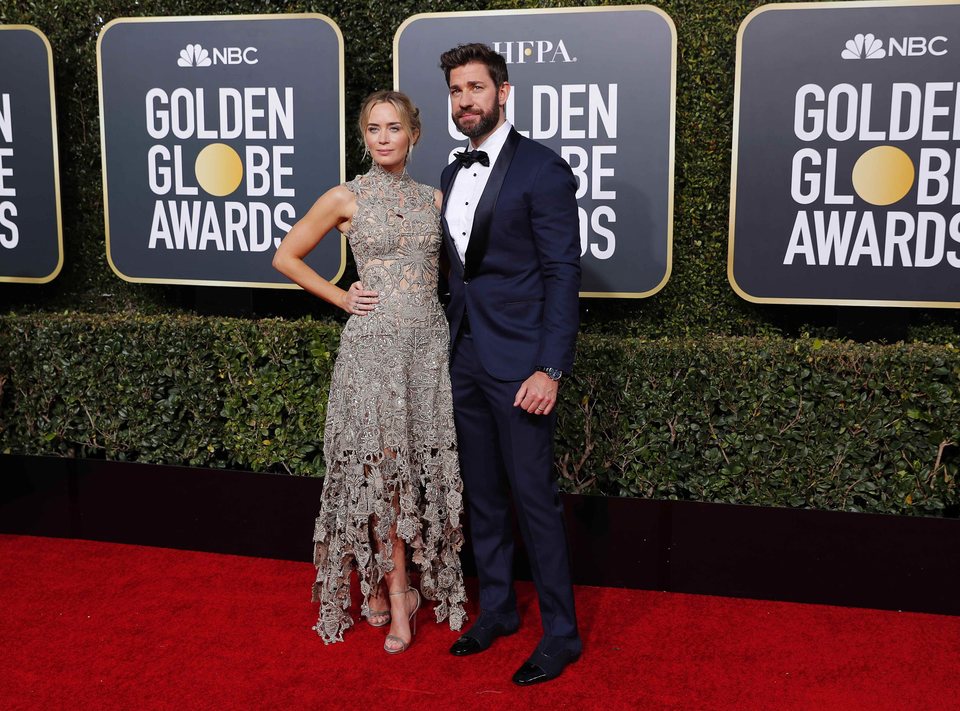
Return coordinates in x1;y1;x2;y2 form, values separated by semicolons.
393;5;677;300
728;0;960;309
0;25;64;284
96;13;346;290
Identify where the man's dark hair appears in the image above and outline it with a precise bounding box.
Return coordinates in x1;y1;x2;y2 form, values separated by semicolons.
439;43;508;88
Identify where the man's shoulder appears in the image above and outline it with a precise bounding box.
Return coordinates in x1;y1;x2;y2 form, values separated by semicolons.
512;135;574;189
513;132;565;166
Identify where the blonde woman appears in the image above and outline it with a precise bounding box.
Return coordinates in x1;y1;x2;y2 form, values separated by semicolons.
273;91;465;653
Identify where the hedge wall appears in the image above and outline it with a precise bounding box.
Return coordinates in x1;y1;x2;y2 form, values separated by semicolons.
1;314;957;516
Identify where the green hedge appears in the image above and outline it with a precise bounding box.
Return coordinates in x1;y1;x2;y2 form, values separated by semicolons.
2;314;957;516
556;334;959;515
0;313;336;474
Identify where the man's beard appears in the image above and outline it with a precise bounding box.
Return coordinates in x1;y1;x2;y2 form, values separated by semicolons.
454;101;500;140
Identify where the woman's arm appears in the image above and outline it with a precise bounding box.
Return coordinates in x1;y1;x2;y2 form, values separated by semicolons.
272;186;378;315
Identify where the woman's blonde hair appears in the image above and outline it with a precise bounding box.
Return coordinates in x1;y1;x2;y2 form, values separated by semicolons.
358;90;422;159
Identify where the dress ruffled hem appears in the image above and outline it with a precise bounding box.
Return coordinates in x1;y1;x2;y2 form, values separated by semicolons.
310;447;467;644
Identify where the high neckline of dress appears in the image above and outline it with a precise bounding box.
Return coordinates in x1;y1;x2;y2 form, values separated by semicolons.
367;160;410;183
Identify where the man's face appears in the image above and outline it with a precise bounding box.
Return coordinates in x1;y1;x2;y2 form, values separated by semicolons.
448;61;509;142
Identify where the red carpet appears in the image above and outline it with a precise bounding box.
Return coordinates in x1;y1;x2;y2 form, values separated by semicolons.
1;534;958;710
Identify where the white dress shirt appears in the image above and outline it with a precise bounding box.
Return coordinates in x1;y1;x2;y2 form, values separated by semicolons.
445;121;513;265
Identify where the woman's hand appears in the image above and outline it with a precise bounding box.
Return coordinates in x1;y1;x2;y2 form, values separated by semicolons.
341;281;379;316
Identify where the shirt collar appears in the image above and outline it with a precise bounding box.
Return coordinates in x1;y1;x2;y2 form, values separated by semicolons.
468;121;512;166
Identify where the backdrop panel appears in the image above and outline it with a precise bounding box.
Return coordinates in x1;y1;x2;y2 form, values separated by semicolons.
97;14;344;288
395;6;676;298
730;0;960;308
0;25;62;284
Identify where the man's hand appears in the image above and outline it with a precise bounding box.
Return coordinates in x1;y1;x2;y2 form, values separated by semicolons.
514;371;559;416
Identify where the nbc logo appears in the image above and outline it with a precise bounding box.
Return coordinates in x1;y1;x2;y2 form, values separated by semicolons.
178;44;211;67
841;33;947;60
177;43;259;67
841;33;885;60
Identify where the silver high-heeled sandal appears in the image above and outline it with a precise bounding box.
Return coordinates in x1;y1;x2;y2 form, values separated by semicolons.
365;588;391;628
384;588;421;654
366;608;391;627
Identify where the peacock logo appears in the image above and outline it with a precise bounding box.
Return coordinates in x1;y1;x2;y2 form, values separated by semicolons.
178;44;212;68
841;33;886;60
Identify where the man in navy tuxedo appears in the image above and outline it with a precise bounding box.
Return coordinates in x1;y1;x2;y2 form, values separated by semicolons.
438;43;582;686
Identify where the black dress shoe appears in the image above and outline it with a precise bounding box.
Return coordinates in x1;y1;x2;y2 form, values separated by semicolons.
449;615;520;656
511;642;581;686
449;636;485;656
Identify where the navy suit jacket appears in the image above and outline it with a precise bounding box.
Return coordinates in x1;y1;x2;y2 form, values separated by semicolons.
441;128;581;382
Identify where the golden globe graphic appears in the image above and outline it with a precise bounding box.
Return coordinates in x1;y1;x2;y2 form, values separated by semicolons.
98;15;344;287
851;146;915;207
194;143;244;197
730;1;960;307
0;25;62;284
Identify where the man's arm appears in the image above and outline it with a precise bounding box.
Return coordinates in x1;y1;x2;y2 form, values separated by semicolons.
513;151;581;416
528;151;581;373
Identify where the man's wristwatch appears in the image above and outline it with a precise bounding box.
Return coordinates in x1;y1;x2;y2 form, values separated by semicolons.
536;366;563;381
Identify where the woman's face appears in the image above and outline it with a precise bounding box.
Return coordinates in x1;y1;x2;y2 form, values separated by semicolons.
364;102;415;173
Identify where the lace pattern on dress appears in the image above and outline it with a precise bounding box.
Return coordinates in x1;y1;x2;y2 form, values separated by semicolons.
311;163;467;643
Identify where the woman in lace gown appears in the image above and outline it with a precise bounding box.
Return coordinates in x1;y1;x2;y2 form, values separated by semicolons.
273;91;466;652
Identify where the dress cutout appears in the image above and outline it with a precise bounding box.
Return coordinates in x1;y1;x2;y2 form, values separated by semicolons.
311;162;466;643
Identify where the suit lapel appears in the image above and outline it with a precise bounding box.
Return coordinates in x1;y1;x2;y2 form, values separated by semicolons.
464;128;521;281
441;162;461;211
441;162;464;269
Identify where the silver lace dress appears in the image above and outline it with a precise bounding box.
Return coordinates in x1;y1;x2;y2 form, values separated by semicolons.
311;163;467;643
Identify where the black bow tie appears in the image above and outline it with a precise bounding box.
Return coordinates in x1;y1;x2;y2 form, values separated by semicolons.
455;149;490;168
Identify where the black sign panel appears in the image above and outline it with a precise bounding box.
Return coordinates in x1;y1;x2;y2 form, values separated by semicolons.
0;25;62;283
730;1;960;307
98;15;344;287
395;7;676;298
